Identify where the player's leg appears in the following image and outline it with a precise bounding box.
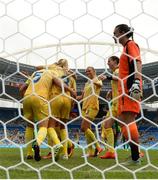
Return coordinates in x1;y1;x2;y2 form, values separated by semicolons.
25;124;34;159
48;97;63;146
100;103;118;159
46;97;64;161
42;120;63;160
59;97;72;160
32;97;49;161
47;118;61;146
48;118;63;161
120;112;140;164
23;97;34;159
60;123;68;159
81;119;94;156
118;96;140;164
41;119;60;159
113;121;120;147
100;116;115;159
67;140;75;158
81;109;103;157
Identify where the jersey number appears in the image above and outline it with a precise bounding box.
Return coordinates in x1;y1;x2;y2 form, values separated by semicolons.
33;72;43;83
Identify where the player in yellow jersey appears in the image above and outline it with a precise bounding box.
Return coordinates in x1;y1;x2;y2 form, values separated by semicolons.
19;71;35;160
42;70;76;159
77;66;103;157
20;59;68;160
99;56;119;159
48;69;77;160
22;67;75;161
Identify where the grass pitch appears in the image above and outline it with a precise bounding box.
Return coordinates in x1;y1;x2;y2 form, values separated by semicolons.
0;148;158;179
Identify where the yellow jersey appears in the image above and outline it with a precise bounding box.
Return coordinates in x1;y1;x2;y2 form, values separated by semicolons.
50;74;76;98
111;67;119;100
82;77;102;110
48;64;65;77
24;69;56;100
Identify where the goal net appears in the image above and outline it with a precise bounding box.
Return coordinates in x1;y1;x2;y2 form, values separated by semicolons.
0;0;158;179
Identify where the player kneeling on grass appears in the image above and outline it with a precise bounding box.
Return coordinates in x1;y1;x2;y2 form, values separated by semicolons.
22;68;76;161
77;66;103;157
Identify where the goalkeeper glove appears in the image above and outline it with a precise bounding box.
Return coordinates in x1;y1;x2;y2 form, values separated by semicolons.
129;79;142;101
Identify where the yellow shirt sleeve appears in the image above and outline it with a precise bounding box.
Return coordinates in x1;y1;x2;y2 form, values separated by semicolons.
92;77;103;87
70;77;77;91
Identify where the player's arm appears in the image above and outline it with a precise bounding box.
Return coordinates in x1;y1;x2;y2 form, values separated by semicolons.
36;65;45;70
19;77;31;97
128;41;142;80
76;90;84;101
98;74;118;81
19;83;28;97
128;43;142;100
67;69;77;80
69;76;77;93
134;60;142;80
70;77;77;108
53;77;76;98
92;77;102;87
106;90;112;100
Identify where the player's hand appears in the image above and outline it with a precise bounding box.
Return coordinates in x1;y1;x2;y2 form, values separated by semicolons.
98;74;107;81
129;79;142;101
106;90;112;100
70;89;77;99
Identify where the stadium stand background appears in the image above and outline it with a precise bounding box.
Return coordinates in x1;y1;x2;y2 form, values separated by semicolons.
0;57;158;148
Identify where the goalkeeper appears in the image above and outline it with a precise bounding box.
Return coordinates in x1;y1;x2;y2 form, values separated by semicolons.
113;24;142;165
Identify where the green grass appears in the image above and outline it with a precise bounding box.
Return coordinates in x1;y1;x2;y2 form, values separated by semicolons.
0;148;158;179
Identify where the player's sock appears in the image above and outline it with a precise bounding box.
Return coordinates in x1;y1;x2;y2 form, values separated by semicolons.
47;127;60;145
55;126;60;137
60;129;68;156
85;128;100;150
47;132;53;146
104;128;115;153
25;126;34;156
121;123;139;161
36;127;47;146
101;124;106;140
85;130;94;155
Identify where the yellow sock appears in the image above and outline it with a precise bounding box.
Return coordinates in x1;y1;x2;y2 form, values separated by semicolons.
85;128;100;149
85;131;93;155
47;127;60;145
37;127;47;146
60;129;68;156
105;128;114;153
47;133;53;147
25;126;34;156
55;126;60;138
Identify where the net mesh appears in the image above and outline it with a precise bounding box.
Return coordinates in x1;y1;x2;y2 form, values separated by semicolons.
0;0;158;179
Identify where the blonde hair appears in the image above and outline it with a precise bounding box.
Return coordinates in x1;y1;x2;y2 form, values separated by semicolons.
56;59;68;68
